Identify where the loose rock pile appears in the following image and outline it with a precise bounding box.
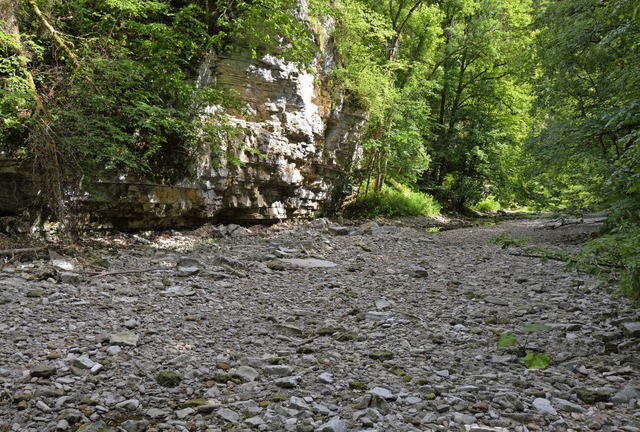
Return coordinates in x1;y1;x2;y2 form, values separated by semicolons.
0;215;638;432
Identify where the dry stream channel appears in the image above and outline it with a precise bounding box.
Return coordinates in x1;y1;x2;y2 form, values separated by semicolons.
1;215;639;432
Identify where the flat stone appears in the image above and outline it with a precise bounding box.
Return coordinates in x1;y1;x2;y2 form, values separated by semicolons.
175;407;195;419
235;365;259;381
36;400;52;412
484;296;510;306
263;365;292;376
493;393;524;411
115;399;140;411
121;419;150;432
72;356;96;370
621;322;640;338
328;226;354;236
106;346;121;355
77;421;116;432
576;388;612;404
552;397;586;413
177;266;199;277
144;408;170;419
533;398;557;416
453;412;477;424
217;407;240;423
369;387;394;400
30;365;57;378
109;332;139;347
245;416;265;427
289;396;310;410
318;372;334;383
611;385;639;404
279;258;338;268
317;418;347;432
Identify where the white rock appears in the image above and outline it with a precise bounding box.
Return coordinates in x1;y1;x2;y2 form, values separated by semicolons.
318;372;334;383
217;407;240;423
533;398;557;416
235;365;259;381
36;400;52;412
72;356;96;370
369;387;394;400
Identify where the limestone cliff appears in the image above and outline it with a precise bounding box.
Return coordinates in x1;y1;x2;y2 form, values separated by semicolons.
195;51;364;222
0;50;364;230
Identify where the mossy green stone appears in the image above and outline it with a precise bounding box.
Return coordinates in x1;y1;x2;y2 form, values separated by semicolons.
391;367;406;376
424;393;437;400
270;395;289;402
26;288;44;298
156;370;182;387
266;260;285;271
212;373;243;383
369;351;394;361
30;365;56;378
577;389;611;404
348;381;367;390
77;421;115;432
181;399;208;408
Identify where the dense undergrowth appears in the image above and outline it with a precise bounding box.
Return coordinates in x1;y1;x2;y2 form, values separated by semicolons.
343;183;441;218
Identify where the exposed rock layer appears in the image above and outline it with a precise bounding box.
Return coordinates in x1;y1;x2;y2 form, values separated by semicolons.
0;50;363;229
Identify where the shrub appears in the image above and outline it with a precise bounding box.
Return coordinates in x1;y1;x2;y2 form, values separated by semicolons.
470;196;501;212
571;222;640;302
344;184;441;218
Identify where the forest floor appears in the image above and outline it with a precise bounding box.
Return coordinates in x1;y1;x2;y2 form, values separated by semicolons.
0;214;639;432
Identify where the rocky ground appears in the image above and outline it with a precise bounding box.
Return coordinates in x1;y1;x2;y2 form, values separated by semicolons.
0;215;639;432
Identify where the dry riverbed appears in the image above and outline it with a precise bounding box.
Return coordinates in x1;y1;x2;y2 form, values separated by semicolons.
0;215;639;432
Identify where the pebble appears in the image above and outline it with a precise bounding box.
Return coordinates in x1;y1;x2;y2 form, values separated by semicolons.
1;218;637;432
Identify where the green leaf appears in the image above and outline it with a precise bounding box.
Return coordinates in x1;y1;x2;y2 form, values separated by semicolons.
522;324;551;333
524;352;551;369
497;333;517;348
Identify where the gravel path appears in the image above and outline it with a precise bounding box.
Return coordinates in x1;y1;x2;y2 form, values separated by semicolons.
1;215;639;432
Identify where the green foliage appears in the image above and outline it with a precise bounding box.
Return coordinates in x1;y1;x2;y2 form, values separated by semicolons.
0;0;315;191
330;0;396;121
571;221;640;302
497;333;517;349
344;183;441;218
419;0;535;209
471;196;501;212
496;323;552;369
523;352;551;369
527;0;640;300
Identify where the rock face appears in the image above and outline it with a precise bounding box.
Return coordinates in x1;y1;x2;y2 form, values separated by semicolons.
0;46;363;229
194;50;364;222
